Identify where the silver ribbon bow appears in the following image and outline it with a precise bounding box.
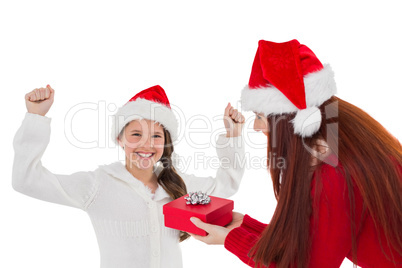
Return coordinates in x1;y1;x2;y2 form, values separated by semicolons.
185;191;211;205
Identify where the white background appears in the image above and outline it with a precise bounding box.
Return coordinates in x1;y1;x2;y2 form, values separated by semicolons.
1;0;401;267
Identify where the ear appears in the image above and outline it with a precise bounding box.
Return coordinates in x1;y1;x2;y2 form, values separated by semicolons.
117;137;125;150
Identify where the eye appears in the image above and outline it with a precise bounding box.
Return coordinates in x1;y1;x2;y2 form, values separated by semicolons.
131;133;141;137
152;134;162;138
256;115;262;119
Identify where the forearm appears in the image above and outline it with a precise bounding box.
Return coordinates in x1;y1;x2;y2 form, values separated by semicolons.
182;134;245;197
241;214;268;235
224;226;263;267
208;134;245;197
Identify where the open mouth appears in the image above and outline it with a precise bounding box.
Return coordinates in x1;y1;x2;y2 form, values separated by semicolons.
135;152;155;159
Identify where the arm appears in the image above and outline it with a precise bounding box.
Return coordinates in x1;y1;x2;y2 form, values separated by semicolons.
12;86;99;210
180;103;246;197
239;214;268;235
190;214;270;268
224;226;264;267
224;214;269;267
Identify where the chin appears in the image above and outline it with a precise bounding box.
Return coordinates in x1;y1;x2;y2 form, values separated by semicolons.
137;165;154;170
130;156;158;170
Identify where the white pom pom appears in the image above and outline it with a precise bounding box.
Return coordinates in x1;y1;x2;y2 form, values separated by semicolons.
291;106;322;137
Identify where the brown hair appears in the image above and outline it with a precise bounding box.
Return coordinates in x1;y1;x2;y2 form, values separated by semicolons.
157;128;190;242
250;96;402;267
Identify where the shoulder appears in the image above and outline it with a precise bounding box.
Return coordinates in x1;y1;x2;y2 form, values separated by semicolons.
93;162;126;183
97;161;124;174
315;154;344;180
313;158;349;199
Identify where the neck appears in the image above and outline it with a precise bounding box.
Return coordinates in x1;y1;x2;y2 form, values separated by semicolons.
125;161;157;186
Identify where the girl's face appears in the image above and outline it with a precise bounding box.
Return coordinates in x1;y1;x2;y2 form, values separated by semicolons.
118;119;165;170
253;112;269;136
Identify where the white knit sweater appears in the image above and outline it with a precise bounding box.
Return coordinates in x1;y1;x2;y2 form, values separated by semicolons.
12;113;245;268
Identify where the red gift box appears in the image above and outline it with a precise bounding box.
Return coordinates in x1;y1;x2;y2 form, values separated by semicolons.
163;194;234;236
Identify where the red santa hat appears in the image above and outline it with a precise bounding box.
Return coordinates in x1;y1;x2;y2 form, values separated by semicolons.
241;39;337;137
111;85;178;144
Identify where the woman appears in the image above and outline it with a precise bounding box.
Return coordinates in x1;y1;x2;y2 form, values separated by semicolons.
12;84;245;268
191;39;402;268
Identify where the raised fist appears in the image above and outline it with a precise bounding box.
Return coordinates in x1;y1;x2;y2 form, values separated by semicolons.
25;85;55;116
224;103;245;137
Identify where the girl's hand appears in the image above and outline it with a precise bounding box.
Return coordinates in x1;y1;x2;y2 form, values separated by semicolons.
189;212;245;245
224;103;245;137
25;85;55;116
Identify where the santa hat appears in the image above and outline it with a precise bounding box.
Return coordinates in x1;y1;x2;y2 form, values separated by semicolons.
111;85;178;144
241;39;337;137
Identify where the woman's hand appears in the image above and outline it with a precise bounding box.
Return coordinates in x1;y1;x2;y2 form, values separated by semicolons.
225;212;245;230
190;212;244;245
224;103;245;137
25;85;55;116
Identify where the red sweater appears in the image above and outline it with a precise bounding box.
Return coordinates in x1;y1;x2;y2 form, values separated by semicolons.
224;164;402;267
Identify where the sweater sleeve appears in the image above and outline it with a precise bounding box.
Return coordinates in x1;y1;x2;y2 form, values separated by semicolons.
241;214;268;235
12;113;99;210
224;226;262;267
224;214;270;267
179;134;245;198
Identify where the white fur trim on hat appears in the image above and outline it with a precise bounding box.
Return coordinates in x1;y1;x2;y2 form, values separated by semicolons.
241;64;337;116
111;98;178;144
291;106;322;138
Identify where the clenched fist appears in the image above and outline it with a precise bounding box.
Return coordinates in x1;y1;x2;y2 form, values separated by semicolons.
224;103;245;138
25;85;55;116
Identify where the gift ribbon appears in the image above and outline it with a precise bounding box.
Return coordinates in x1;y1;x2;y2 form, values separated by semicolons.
185;191;211;205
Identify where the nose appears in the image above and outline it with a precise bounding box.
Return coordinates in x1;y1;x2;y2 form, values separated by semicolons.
139;135;154;148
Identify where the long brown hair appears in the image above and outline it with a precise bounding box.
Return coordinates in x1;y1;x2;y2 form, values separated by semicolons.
157;128;190;242
250;96;402;267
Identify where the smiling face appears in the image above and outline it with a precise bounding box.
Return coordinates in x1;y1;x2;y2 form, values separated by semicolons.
118;119;165;170
253;112;269;136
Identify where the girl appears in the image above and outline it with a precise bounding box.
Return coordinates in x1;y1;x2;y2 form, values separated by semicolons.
12;84;245;268
191;39;402;267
